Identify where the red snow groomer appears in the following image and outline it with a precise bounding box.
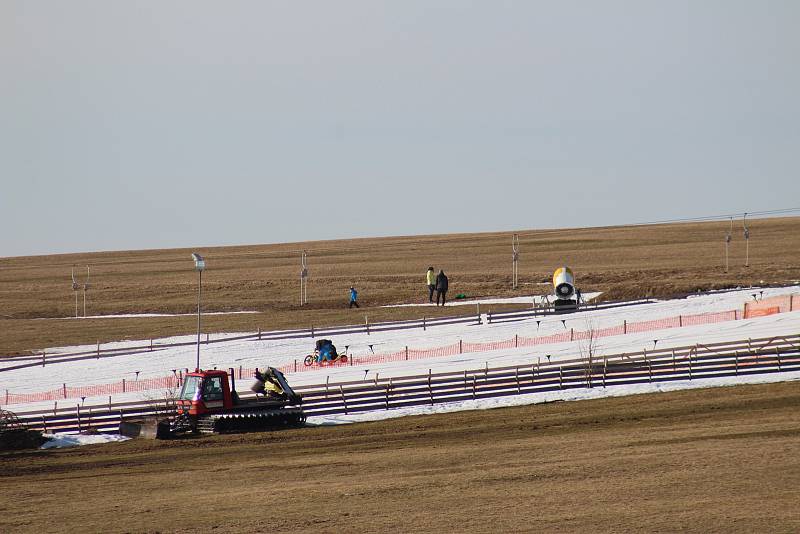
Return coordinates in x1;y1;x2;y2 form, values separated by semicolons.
119;367;304;438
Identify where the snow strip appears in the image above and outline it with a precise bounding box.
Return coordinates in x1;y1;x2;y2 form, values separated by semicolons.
383;292;603;307
307;370;800;426
40;433;131;449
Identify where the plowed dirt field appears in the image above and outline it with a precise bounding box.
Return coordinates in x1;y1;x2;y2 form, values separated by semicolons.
1;217;799;354
2;381;799;533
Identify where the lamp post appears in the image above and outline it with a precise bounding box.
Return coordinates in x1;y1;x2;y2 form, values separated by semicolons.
192;253;206;371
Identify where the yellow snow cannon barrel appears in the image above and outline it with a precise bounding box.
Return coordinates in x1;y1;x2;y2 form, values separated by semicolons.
552;267;575;300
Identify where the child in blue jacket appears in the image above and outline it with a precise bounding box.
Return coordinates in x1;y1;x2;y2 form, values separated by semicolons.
349;286;359;308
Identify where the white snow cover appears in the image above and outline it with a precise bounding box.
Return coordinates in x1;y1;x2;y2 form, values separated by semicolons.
307;370;800;426
40;311;259;321
40;433;130;449
382;291;602;307
2;287;799;423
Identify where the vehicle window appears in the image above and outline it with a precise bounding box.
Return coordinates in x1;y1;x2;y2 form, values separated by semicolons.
203;376;224;401
179;376;201;400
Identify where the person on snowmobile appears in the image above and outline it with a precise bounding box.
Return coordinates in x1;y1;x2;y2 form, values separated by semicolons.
251;368;286;399
316;339;338;363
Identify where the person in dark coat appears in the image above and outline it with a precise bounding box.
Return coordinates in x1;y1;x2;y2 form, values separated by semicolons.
349;286;359;308
435;270;449;306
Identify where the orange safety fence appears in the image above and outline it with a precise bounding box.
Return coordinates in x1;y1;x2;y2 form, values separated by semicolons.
744;295;793;318
3;301;795;406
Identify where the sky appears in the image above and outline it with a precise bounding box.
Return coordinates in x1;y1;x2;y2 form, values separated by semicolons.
1;1;799;257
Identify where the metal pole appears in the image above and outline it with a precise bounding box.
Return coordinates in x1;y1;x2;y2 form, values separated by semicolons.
743;213;750;268
724;237;730;273
83;266;89;317
724;218;732;273
196;269;202;370
300;250;308;306
512;234;519;289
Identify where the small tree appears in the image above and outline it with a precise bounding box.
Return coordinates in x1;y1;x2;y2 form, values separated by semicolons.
577;318;601;388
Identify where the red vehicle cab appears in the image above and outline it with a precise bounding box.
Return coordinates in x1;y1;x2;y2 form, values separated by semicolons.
177;370;236;417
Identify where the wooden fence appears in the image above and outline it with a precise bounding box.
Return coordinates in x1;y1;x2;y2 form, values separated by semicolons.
0;312;482;372
11;333;800;435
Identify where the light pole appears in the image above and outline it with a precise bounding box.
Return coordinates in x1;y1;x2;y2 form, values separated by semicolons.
192;253;206;371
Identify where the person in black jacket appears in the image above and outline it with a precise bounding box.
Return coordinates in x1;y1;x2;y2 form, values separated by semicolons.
435;270;449;306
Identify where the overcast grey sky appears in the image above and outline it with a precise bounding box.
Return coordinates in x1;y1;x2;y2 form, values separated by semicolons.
1;1;798;257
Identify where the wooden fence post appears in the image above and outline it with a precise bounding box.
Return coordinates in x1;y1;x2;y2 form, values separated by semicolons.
41;416;47;433
515;334;518;348
76;405;81;432
405;346;409;361
570;328;574;341
423;316;426;331
340;385;347;415
122;378;126;393
623;320;627;334
472;376;477;399
776;347;781;370
311;325;315;338
515;367;520;393
42;351;46;367
428;369;434;405
97;341;100;359
258;328;262;340
678;315;682;327
63;383;67;399
459;340;463;354
735;351;738;375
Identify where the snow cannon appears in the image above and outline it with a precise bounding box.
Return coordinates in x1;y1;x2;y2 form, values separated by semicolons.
552;267;578;312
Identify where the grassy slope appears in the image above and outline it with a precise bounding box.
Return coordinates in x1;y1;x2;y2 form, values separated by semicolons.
1;381;798;533
1;217;798;354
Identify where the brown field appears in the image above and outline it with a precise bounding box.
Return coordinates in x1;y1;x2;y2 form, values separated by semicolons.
1;381;799;533
1;217;799;355
2;219;799;533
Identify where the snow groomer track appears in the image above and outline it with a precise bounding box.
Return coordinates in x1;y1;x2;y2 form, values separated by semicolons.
13;333;800;434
